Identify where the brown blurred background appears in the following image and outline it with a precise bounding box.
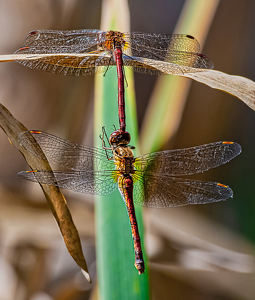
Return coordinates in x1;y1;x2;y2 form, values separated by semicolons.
0;0;255;299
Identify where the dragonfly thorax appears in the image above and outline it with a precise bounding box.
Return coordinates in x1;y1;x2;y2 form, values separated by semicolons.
113;146;135;175
97;31;126;51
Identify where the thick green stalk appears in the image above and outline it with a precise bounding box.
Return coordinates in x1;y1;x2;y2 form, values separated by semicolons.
94;63;149;300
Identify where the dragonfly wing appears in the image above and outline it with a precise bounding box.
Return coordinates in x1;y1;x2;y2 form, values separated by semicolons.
123;33;213;72
19;131;114;172
18;170;118;195
124;33;200;57
14;52;113;76
19;29;103;52
123;56;165;75
123;54;213;75
15;30;114;76
134;142;241;176
133;174;232;208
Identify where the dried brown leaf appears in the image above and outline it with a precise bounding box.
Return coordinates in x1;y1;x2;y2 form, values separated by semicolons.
181;69;255;111
0;103;91;282
1;53;254;110
134;57;255;111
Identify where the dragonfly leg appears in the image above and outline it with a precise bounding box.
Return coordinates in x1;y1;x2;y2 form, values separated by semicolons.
103;55;113;77
123;65;128;88
100;127;114;160
100;127;109;147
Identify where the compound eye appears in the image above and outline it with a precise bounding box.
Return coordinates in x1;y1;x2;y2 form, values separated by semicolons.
122;131;131;144
109;131;119;146
109;130;130;146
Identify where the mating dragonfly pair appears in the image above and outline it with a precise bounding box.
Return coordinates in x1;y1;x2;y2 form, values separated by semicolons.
15;30;241;275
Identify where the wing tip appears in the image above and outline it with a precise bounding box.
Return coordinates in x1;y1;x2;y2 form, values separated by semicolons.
217;182;233;199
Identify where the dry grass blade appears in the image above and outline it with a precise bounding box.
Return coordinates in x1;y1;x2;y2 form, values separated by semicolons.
180;69;255;111
0;103;91;283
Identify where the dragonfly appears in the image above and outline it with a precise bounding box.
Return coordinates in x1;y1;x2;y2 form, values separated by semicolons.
18;129;241;274
15;30;214;132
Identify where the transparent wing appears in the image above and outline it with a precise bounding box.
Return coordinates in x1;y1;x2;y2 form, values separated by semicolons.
134;142;241;176
122;33;213;75
123;54;212;75
123;33;200;58
18;131;118;195
18;169;118;195
14;53;113;76
133;173;232;208
14;29;114;75
19;131;114;172
18;29;103;52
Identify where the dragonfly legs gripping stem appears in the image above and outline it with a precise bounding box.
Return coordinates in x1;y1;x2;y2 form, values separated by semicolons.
100;126;114;160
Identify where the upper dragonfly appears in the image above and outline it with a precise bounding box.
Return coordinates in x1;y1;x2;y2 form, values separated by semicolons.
18;129;241;274
15;30;214;132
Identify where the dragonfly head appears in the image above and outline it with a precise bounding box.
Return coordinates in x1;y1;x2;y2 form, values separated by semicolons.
109;130;130;147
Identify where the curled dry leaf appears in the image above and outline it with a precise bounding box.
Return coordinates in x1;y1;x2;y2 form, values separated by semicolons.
1;54;255;110
131;57;255;111
0;53;255;110
0;103;91;283
180;70;255;111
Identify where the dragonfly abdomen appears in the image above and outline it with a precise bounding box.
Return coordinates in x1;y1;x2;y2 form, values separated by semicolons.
114;47;126;132
118;175;145;274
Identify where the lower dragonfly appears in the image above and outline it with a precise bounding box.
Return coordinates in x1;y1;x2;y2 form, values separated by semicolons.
18;129;241;274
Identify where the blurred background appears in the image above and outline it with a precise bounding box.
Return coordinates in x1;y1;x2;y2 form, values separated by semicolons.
0;0;255;299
